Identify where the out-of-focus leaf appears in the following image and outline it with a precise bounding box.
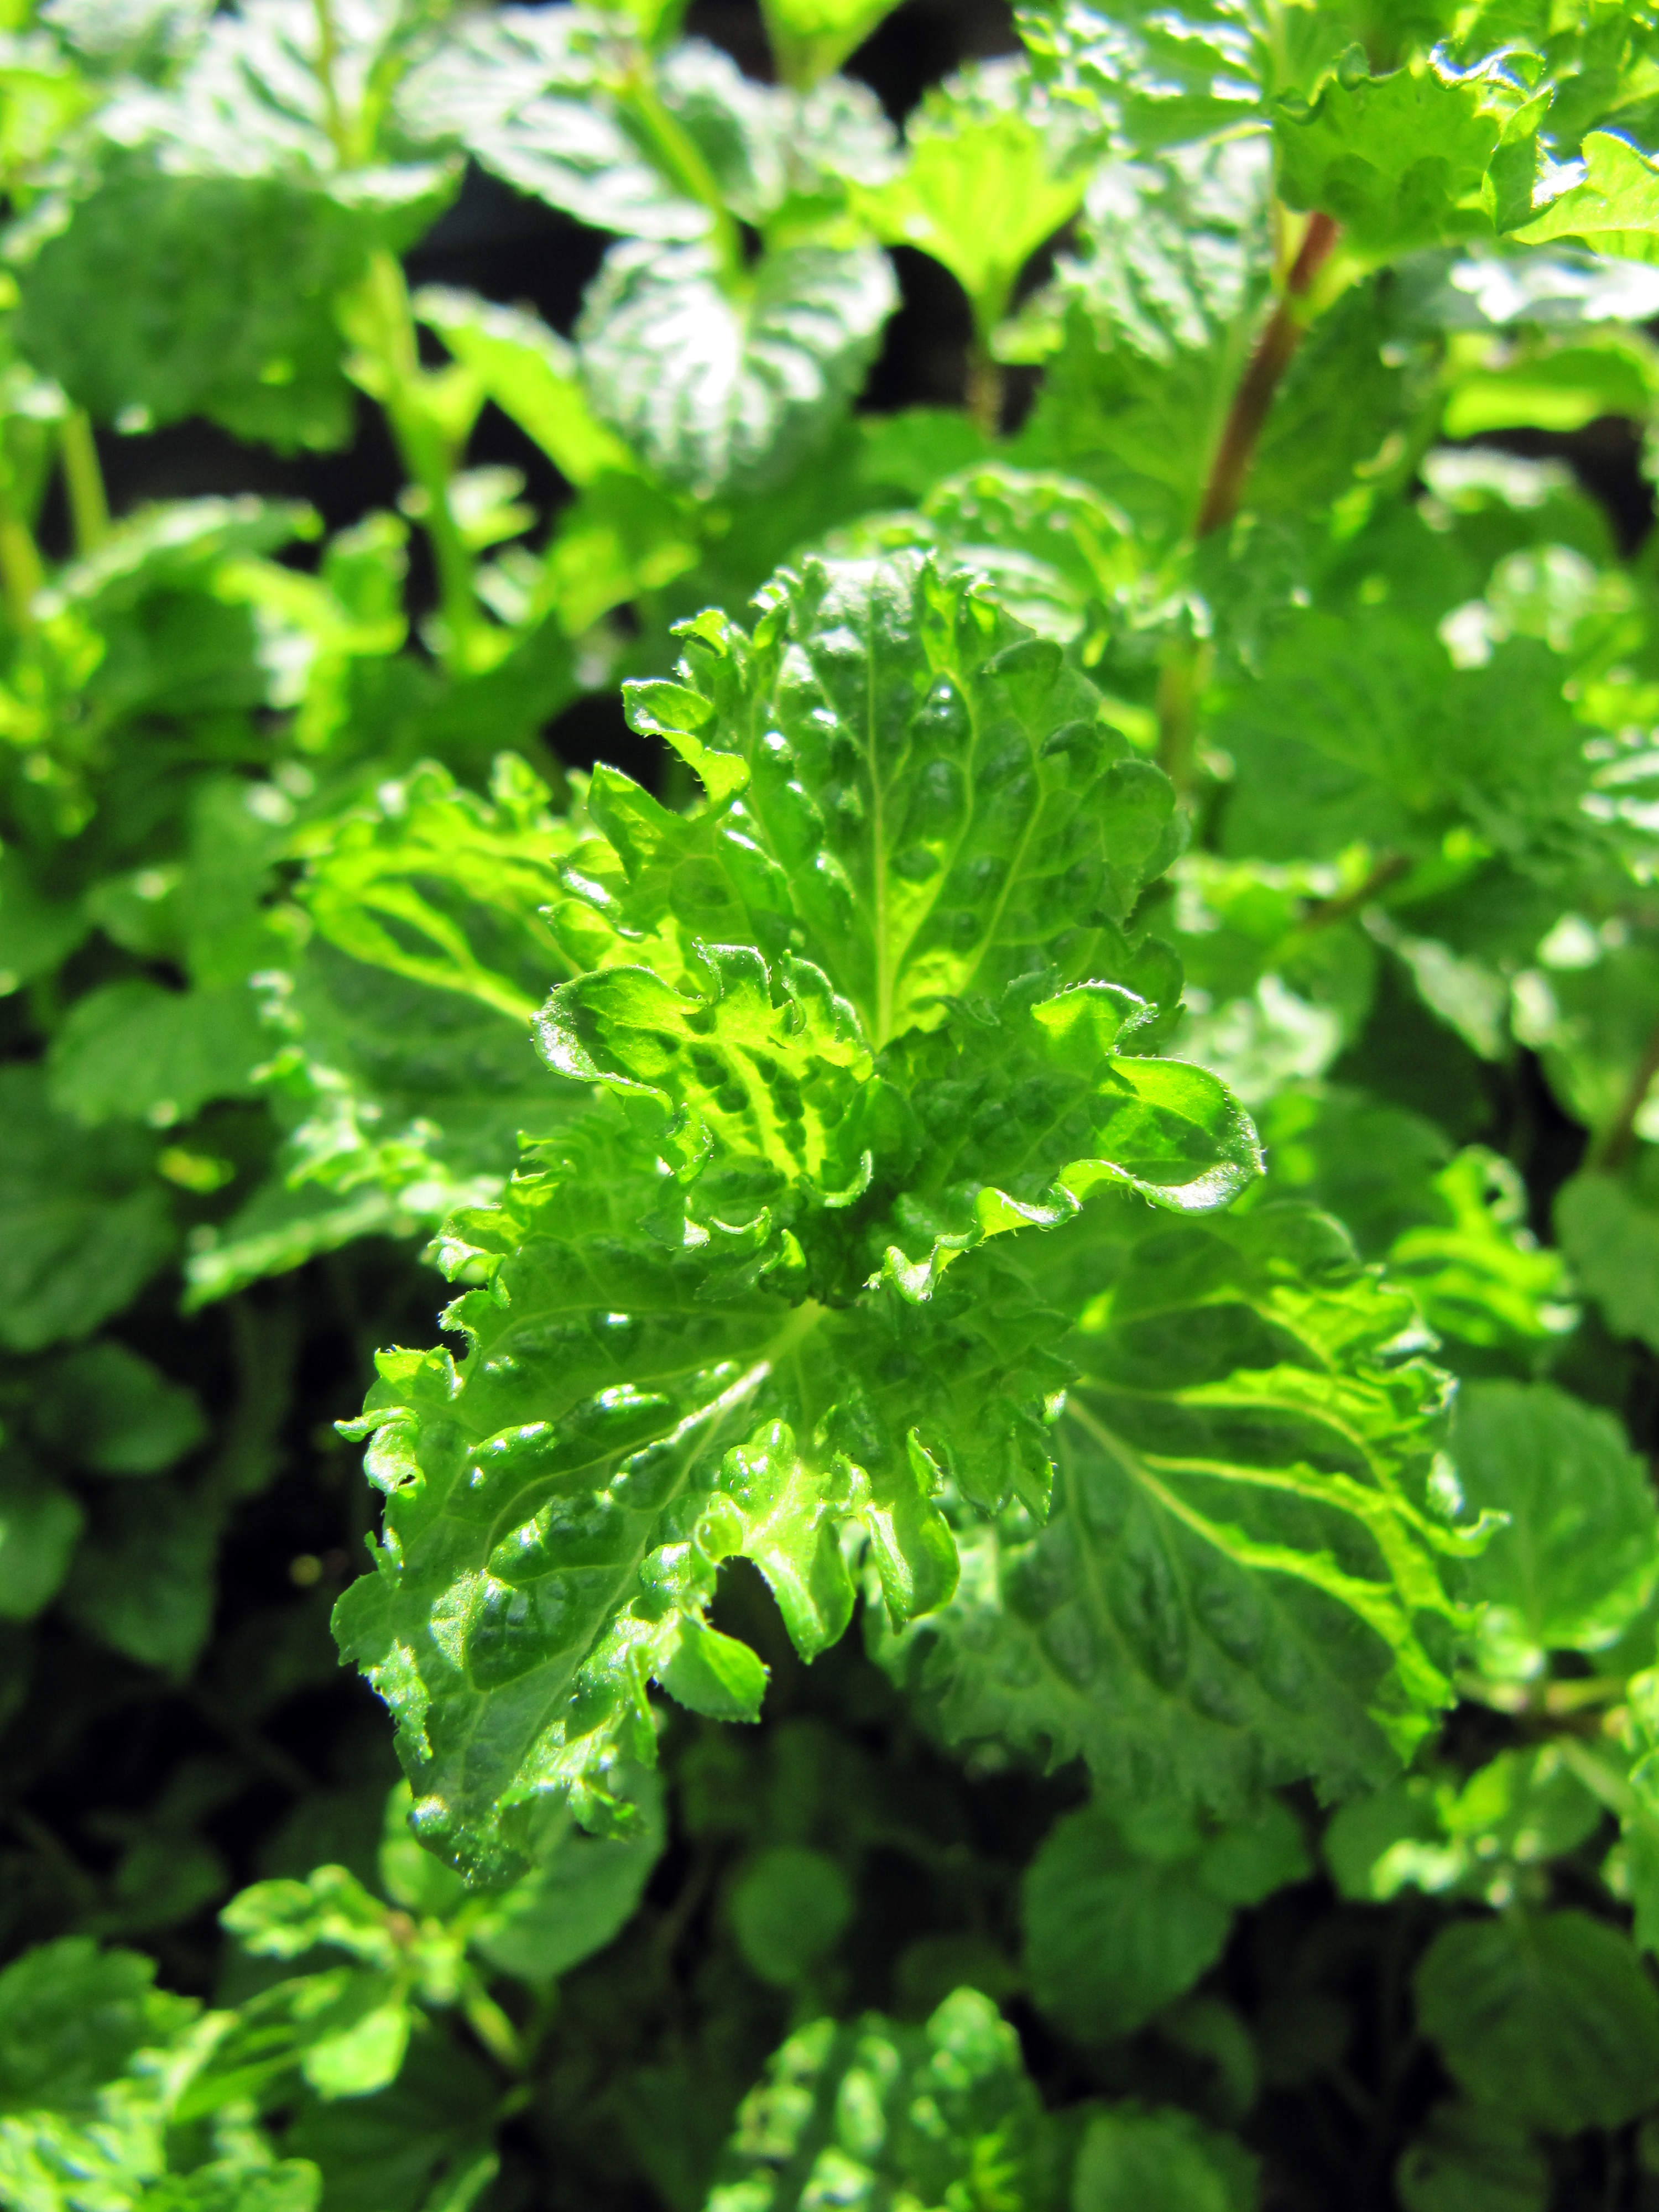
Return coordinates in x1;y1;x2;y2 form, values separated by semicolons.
1452;1381;1659;1681
1024;1797;1307;2041
0;1459;82;1621
1071;2105;1258;2212
1415;1910;1659;2133
1397;2103;1548;2212
757;0;900;89
858;60;1096;333
48;978;267;1129
578;237;896;498
703;1989;1060;2212
729;1846;853;1988
30;1342;205;1475
60;1479;220;1674
0;1066;174;1353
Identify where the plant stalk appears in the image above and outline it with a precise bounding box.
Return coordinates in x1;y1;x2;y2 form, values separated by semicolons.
60;409;108;555
1588;1005;1659;1173
355;251;482;673
311;0;351;161
1155;641;1211;796
1196;211;1342;540
620;66;742;283
967;333;1004;440
1298;853;1411;932
0;511;41;630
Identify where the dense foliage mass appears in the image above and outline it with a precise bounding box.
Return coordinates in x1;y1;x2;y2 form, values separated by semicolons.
11;0;1659;2204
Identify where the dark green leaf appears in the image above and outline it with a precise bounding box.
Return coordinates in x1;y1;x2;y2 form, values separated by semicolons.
1415;1910;1659;2133
0;1458;84;1620
729;1845;853;1986
1024;1797;1306;2041
1397;2103;1548;2212
0;1067;174;1354
1071;2105;1257;2212
30;1342;205;1476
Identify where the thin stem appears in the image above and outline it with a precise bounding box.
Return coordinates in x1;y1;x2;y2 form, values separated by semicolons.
355;250;481;672
1589;1005;1659;1172
619;66;742;282
1156;640;1212;795
311;0;351;160
1196;211;1342;540
59;410;108;556
1297;852;1411;932
966;335;1004;439
0;512;41;630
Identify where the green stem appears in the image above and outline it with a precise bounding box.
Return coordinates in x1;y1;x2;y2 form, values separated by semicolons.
967;333;1004;440
1155;641;1211;797
357;251;481;673
59;410;108;556
460;1973;524;2073
619;66;742;282
0;510;42;630
310;0;351;160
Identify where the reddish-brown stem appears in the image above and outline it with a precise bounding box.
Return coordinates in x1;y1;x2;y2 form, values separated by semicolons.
1297;852;1411;932
1195;211;1342;540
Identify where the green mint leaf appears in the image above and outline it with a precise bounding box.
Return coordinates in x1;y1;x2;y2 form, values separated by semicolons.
1325;1745;1601;1907
1452;1380;1659;1680
1517;129;1659;263
729;1845;854;1986
1023;1797;1307;2041
397;11;709;242
224;1864;406;1968
594;555;1182;1047
1256;1090;1575;1352
46;979;267;1129
832;461;1141;654
18;85;450;449
30;1342;205;1477
0;1067;174;1354
858;60;1097;335
1072;2106;1258;2212
577;239;896;498
535;959;1255;1303
414;286;639;488
330;1117;1000;1876
1415;1910;1659;2134
189;757;582;1303
1275;51;1545;265
1210;503;1601;873
469;1768;666;1982
0;848;89;999
1555;1165;1659;1352
704;1989;1057;2212
0;1938;192;2117
12;0;455;446
757;0;901;90
1396;2102;1548;2212
1016;143;1414;546
60;1479;220;1674
0;1460;84;1621
876;1201;1468;1817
